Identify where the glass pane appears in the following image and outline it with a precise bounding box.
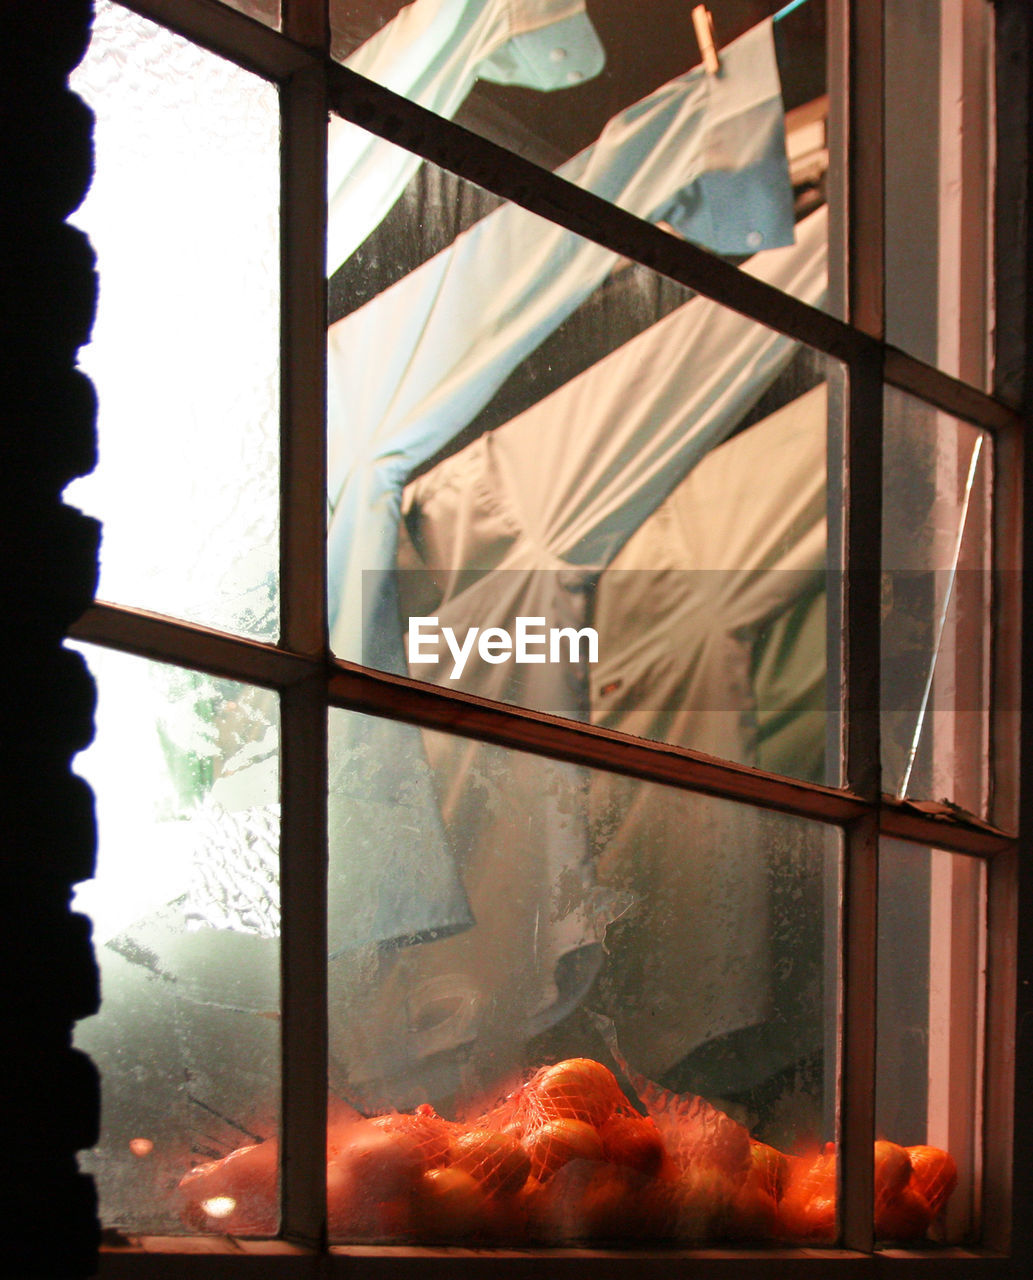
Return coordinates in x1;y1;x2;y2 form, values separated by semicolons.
327;709;841;1245
68;2;281;641
329;138;842;788
877;839;984;1245
885;0;994;388
327;1;830;311
882;388;992;819
71;644;281;1235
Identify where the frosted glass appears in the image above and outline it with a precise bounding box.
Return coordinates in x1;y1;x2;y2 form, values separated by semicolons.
885;0;994;388
877;840;984;1245
327;708;840;1245
882;388;993;819
69;1;281;641
72;643;281;1235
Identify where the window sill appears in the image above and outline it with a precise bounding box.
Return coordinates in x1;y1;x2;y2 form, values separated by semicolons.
94;1237;1008;1278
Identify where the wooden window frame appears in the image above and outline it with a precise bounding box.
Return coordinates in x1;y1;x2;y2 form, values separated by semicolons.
71;0;1032;1275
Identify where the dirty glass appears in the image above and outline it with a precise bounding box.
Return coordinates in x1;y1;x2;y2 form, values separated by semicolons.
326;708;840;1245
327;1;830;311
876;839;985;1246
68;1;281;642
328;136;841;788
72;644;281;1235
882;388;993;820
885;0;994;389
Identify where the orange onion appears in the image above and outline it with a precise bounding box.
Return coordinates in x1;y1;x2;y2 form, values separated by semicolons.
524;1116;604;1181
529;1058;626;1126
450;1127;531;1197
906;1145;958;1216
598;1113;666;1177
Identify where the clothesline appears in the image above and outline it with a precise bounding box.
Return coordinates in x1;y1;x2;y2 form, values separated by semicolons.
774;0;811;22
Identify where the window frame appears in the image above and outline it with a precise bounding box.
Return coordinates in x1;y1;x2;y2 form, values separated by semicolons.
70;0;1031;1275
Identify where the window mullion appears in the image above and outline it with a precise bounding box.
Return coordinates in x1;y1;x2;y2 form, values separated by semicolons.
838;338;884;1256
278;675;329;1249
323;60;864;365
69;601;312;687
883;347;1022;435
834;0;886;1248
278;11;329;1247
120;0;310;80
282;0;329;50
843;0;886;340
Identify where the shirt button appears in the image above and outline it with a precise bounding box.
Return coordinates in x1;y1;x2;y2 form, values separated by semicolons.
746;230;764;249
550;47;567;62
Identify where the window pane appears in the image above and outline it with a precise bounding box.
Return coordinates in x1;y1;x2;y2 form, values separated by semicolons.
885;0;994;388
68;2;281;642
328;137;841;788
326;709;840;1245
877;838;984;1245
882;388;992;819
328;1;829;310
71;644;281;1235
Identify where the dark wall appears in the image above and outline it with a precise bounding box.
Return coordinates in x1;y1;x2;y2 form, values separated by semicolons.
0;0;101;1274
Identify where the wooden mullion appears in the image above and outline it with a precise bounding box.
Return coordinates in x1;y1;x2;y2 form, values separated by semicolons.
990;405;1025;835
845;0;885;339
278;674;329;1250
878;799;1014;859
982;848;1018;1255
834;0;886;1246
120;0;311;81
279;57;328;660
328;658;869;826
326;656;1018;859
277;13;330;1249
884;348;1022;436
69;600;312;688
323;61;866;366
837;338;884;1251
281;0;328;50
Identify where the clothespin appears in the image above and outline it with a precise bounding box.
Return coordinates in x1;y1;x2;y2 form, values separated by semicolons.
691;5;720;76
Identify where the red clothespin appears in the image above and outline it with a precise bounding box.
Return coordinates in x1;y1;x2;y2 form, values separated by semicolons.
691;5;720;76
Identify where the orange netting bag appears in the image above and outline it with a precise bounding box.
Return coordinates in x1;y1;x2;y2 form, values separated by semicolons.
462;1056;681;1243
175;1063;961;1247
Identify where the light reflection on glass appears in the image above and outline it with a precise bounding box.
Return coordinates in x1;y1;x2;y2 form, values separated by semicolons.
68;1;281;641
71;642;281;1235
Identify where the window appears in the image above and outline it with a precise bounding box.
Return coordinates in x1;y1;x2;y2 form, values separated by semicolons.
63;0;1030;1275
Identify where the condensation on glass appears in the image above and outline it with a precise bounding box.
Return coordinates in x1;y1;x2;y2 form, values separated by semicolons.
877;838;985;1247
68;1;281;642
326;0;829;309
327;131;841;789
885;0;994;388
325;708;841;1245
71;644;282;1235
882;387;993;820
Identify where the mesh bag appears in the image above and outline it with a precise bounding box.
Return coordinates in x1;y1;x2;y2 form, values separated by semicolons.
177;1061;961;1245
468;1057;680;1243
